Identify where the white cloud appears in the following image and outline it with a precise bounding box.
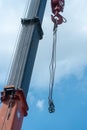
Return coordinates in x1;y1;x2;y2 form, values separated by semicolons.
30;0;87;89
81;25;87;33
28;92;35;105
36;100;44;111
0;1;2;9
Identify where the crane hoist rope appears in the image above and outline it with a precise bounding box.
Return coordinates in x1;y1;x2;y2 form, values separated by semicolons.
48;23;57;113
48;0;66;113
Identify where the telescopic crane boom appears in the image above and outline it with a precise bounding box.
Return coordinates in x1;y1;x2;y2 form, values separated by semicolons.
0;0;47;130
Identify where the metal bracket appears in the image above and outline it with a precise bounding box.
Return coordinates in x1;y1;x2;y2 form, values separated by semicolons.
4;86;15;97
21;17;43;40
0;86;15;102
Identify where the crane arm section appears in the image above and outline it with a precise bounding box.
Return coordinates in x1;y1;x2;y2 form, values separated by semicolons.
7;0;47;97
0;0;47;130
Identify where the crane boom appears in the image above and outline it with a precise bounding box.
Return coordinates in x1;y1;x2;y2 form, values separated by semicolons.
0;0;47;130
7;0;47;97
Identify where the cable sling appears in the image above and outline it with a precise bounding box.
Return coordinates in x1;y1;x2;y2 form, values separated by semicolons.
48;0;66;113
48;23;57;113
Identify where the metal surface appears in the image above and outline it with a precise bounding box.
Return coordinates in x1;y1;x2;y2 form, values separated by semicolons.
7;0;47;97
0;86;28;130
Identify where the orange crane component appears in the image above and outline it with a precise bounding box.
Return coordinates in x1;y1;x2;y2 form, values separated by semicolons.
0;86;28;130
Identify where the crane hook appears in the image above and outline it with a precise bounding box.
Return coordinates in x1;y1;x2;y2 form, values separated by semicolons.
51;0;66;25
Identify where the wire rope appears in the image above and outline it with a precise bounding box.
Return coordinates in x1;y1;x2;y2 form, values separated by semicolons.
48;23;57;113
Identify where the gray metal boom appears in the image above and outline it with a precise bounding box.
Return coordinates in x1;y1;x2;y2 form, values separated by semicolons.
7;0;47;97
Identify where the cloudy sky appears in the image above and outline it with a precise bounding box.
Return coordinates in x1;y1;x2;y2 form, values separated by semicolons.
0;0;87;130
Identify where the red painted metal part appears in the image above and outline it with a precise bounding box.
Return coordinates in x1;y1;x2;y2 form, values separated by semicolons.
51;0;65;25
0;86;28;130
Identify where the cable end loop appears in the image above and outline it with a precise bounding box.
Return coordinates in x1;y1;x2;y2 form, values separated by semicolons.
48;98;55;113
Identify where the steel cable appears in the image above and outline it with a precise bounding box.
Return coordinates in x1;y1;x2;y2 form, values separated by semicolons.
48;23;57;113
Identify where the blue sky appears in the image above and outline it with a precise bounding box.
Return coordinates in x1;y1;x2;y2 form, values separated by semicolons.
0;0;87;130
